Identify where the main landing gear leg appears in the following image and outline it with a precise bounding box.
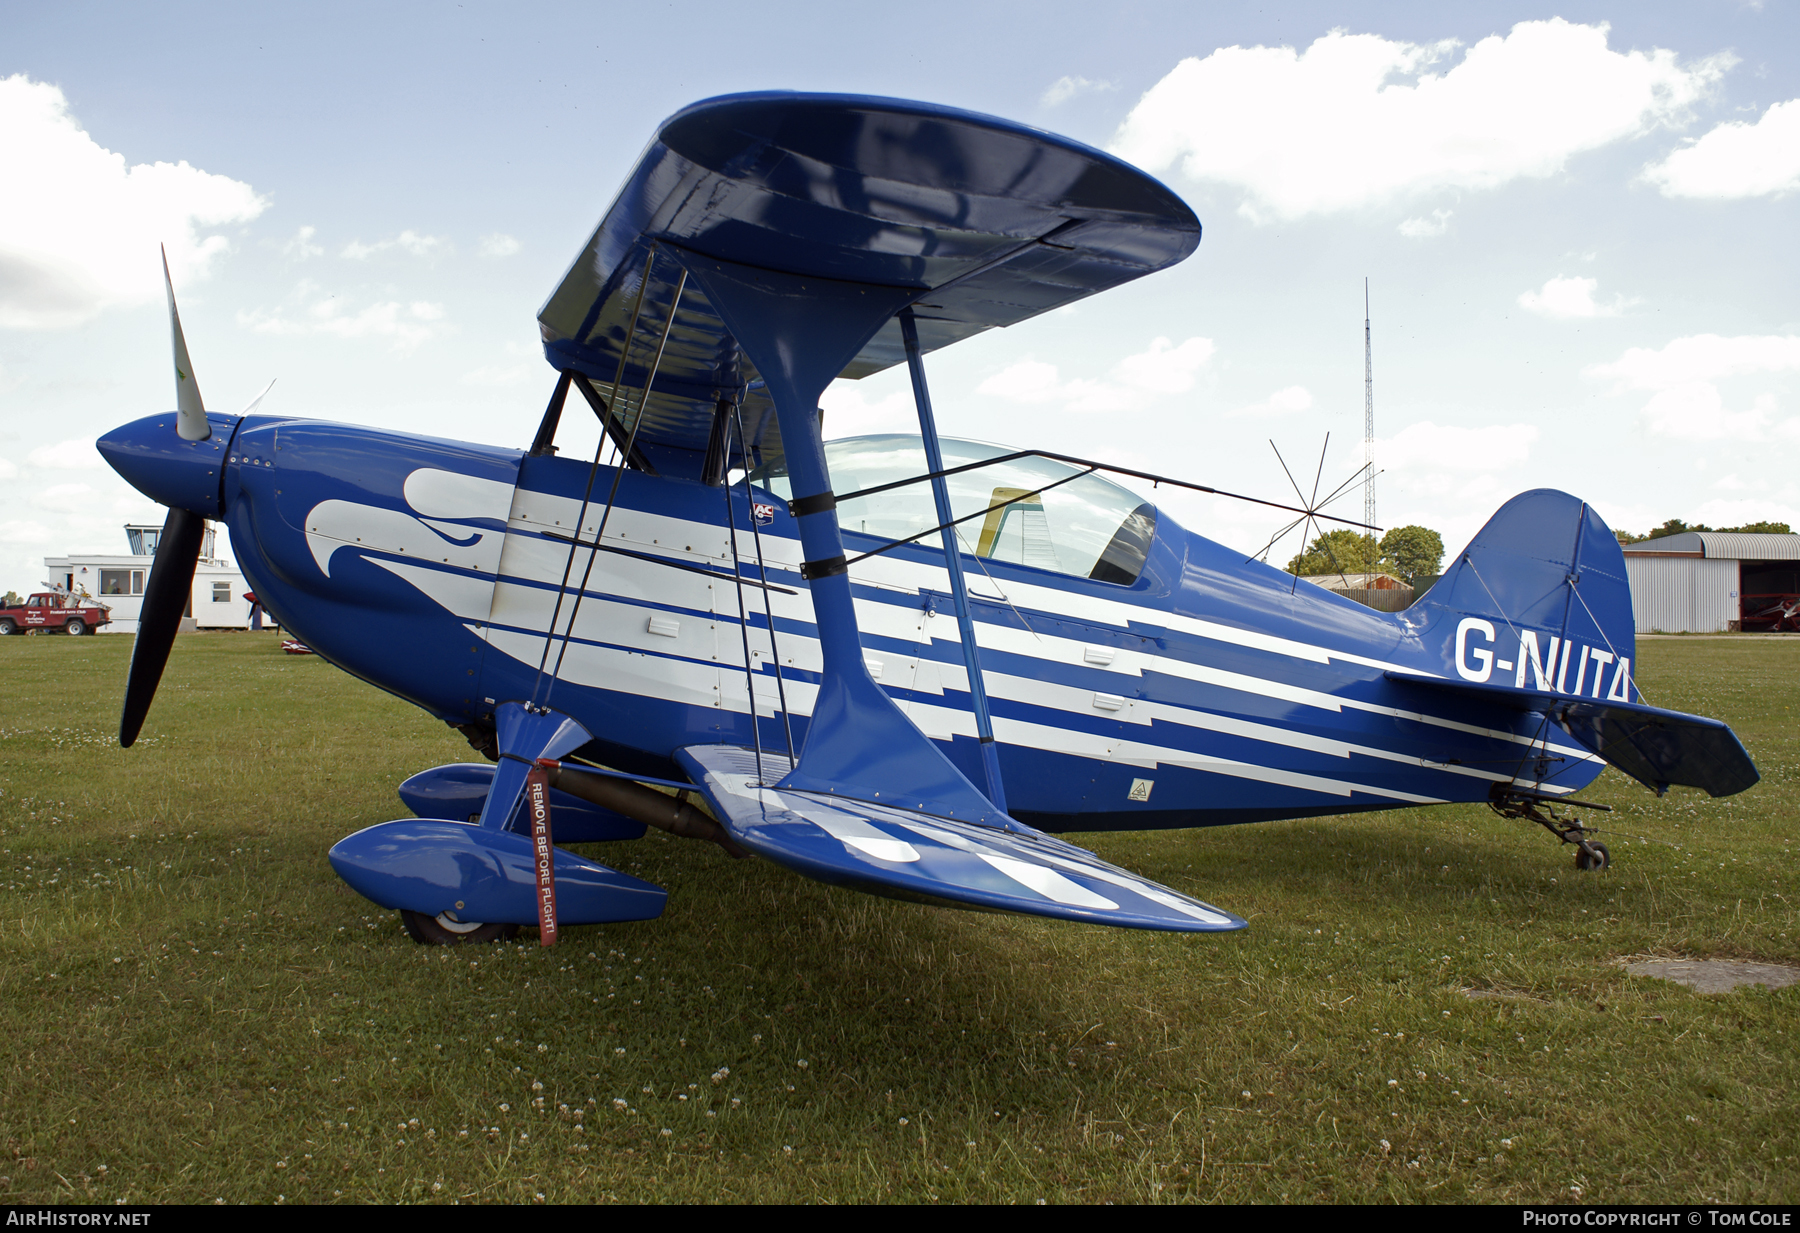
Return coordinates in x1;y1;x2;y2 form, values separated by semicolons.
331;704;668;945
1489;785;1613;871
407;703;594;946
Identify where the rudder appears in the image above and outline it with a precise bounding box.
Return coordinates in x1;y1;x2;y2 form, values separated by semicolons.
1412;489;1638;705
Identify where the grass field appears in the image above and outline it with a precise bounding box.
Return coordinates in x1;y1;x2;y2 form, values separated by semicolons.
0;631;1794;1204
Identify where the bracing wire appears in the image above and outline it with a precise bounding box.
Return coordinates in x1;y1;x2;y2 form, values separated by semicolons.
736;403;797;768
528;249;659;709
540;265;689;711
718;410;765;786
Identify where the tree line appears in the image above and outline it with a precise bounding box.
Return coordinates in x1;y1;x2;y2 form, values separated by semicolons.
1285;526;1443;585
1614;519;1791;544
1284;518;1792;585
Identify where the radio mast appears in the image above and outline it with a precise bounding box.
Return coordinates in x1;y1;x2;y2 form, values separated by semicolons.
1363;279;1375;540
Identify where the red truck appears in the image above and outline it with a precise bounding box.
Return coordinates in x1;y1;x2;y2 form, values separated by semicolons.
0;593;112;636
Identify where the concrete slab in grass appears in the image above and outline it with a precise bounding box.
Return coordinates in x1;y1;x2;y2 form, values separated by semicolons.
1624;959;1800;994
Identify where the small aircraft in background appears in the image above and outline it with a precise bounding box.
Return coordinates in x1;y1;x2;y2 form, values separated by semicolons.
99;93;1758;943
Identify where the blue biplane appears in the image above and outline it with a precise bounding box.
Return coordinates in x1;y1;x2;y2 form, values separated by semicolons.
98;93;1758;941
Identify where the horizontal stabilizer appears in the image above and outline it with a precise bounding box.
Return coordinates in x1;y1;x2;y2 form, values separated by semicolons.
1385;673;1759;798
328;819;666;925
676;745;1244;933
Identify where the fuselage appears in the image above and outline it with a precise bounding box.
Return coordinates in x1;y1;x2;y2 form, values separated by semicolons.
105;411;1606;832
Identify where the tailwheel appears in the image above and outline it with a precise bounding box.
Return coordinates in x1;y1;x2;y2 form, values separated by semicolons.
399;909;520;945
1490;785;1617;870
1575;841;1610;872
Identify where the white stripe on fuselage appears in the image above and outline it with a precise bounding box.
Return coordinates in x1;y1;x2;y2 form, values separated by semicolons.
492;489;1594;760
327;477;1595;794
908;610;1600;764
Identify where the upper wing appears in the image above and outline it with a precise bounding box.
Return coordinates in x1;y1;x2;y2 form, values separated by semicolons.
537;92;1201;475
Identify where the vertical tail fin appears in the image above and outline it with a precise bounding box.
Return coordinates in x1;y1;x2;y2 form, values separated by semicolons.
1411;489;1637;704
1396;490;1757;798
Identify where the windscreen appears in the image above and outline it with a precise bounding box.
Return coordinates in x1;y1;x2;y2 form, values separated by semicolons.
762;435;1157;586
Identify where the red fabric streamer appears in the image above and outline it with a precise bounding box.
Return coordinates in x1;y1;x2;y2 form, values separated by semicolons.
527;759;559;947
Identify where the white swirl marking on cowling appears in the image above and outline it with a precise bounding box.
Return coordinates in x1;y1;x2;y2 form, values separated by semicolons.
304;468;514;577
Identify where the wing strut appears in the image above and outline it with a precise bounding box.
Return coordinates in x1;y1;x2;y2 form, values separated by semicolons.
900;308;1007;812
671;249;1009;828
529;371;572;457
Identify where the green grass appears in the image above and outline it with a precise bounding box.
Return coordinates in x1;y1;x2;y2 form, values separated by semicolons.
0;631;1795;1204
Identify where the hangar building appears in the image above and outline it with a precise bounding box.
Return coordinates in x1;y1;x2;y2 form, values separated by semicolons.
1622;532;1800;634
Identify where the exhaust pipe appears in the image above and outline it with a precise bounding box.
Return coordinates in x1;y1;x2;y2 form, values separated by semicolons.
547;764;750;860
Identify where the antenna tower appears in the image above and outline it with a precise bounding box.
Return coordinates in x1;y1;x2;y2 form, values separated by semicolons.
1363;278;1375;540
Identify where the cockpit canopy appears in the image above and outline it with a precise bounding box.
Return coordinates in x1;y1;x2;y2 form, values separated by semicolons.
763;435;1157;586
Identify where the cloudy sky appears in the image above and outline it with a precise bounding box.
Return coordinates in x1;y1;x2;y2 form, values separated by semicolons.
3;1;1797;592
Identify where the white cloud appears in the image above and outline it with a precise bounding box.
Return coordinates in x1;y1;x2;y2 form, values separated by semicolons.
283;225;323;260
39;483;95;512
1054;379;1135;413
341;230;448;261
1113;336;1215;394
477;233;522;258
978;358;1063;404
1642;98;1800;199
460;363;537;387
820;383;914;437
28;438;103;469
1375;420;1539;472
1585;334;1800;391
1639;385;1781;441
0;456;15;480
1229;385;1314;417
1518;274;1630;318
1110;20;1730;222
1392;470;1508;506
240;295;448;351
1041;76;1116;107
1588;337;1800;443
460;339;538;385
0;74;267;329
977;336;1214;413
1691;497;1800;529
1398;209;1453;238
